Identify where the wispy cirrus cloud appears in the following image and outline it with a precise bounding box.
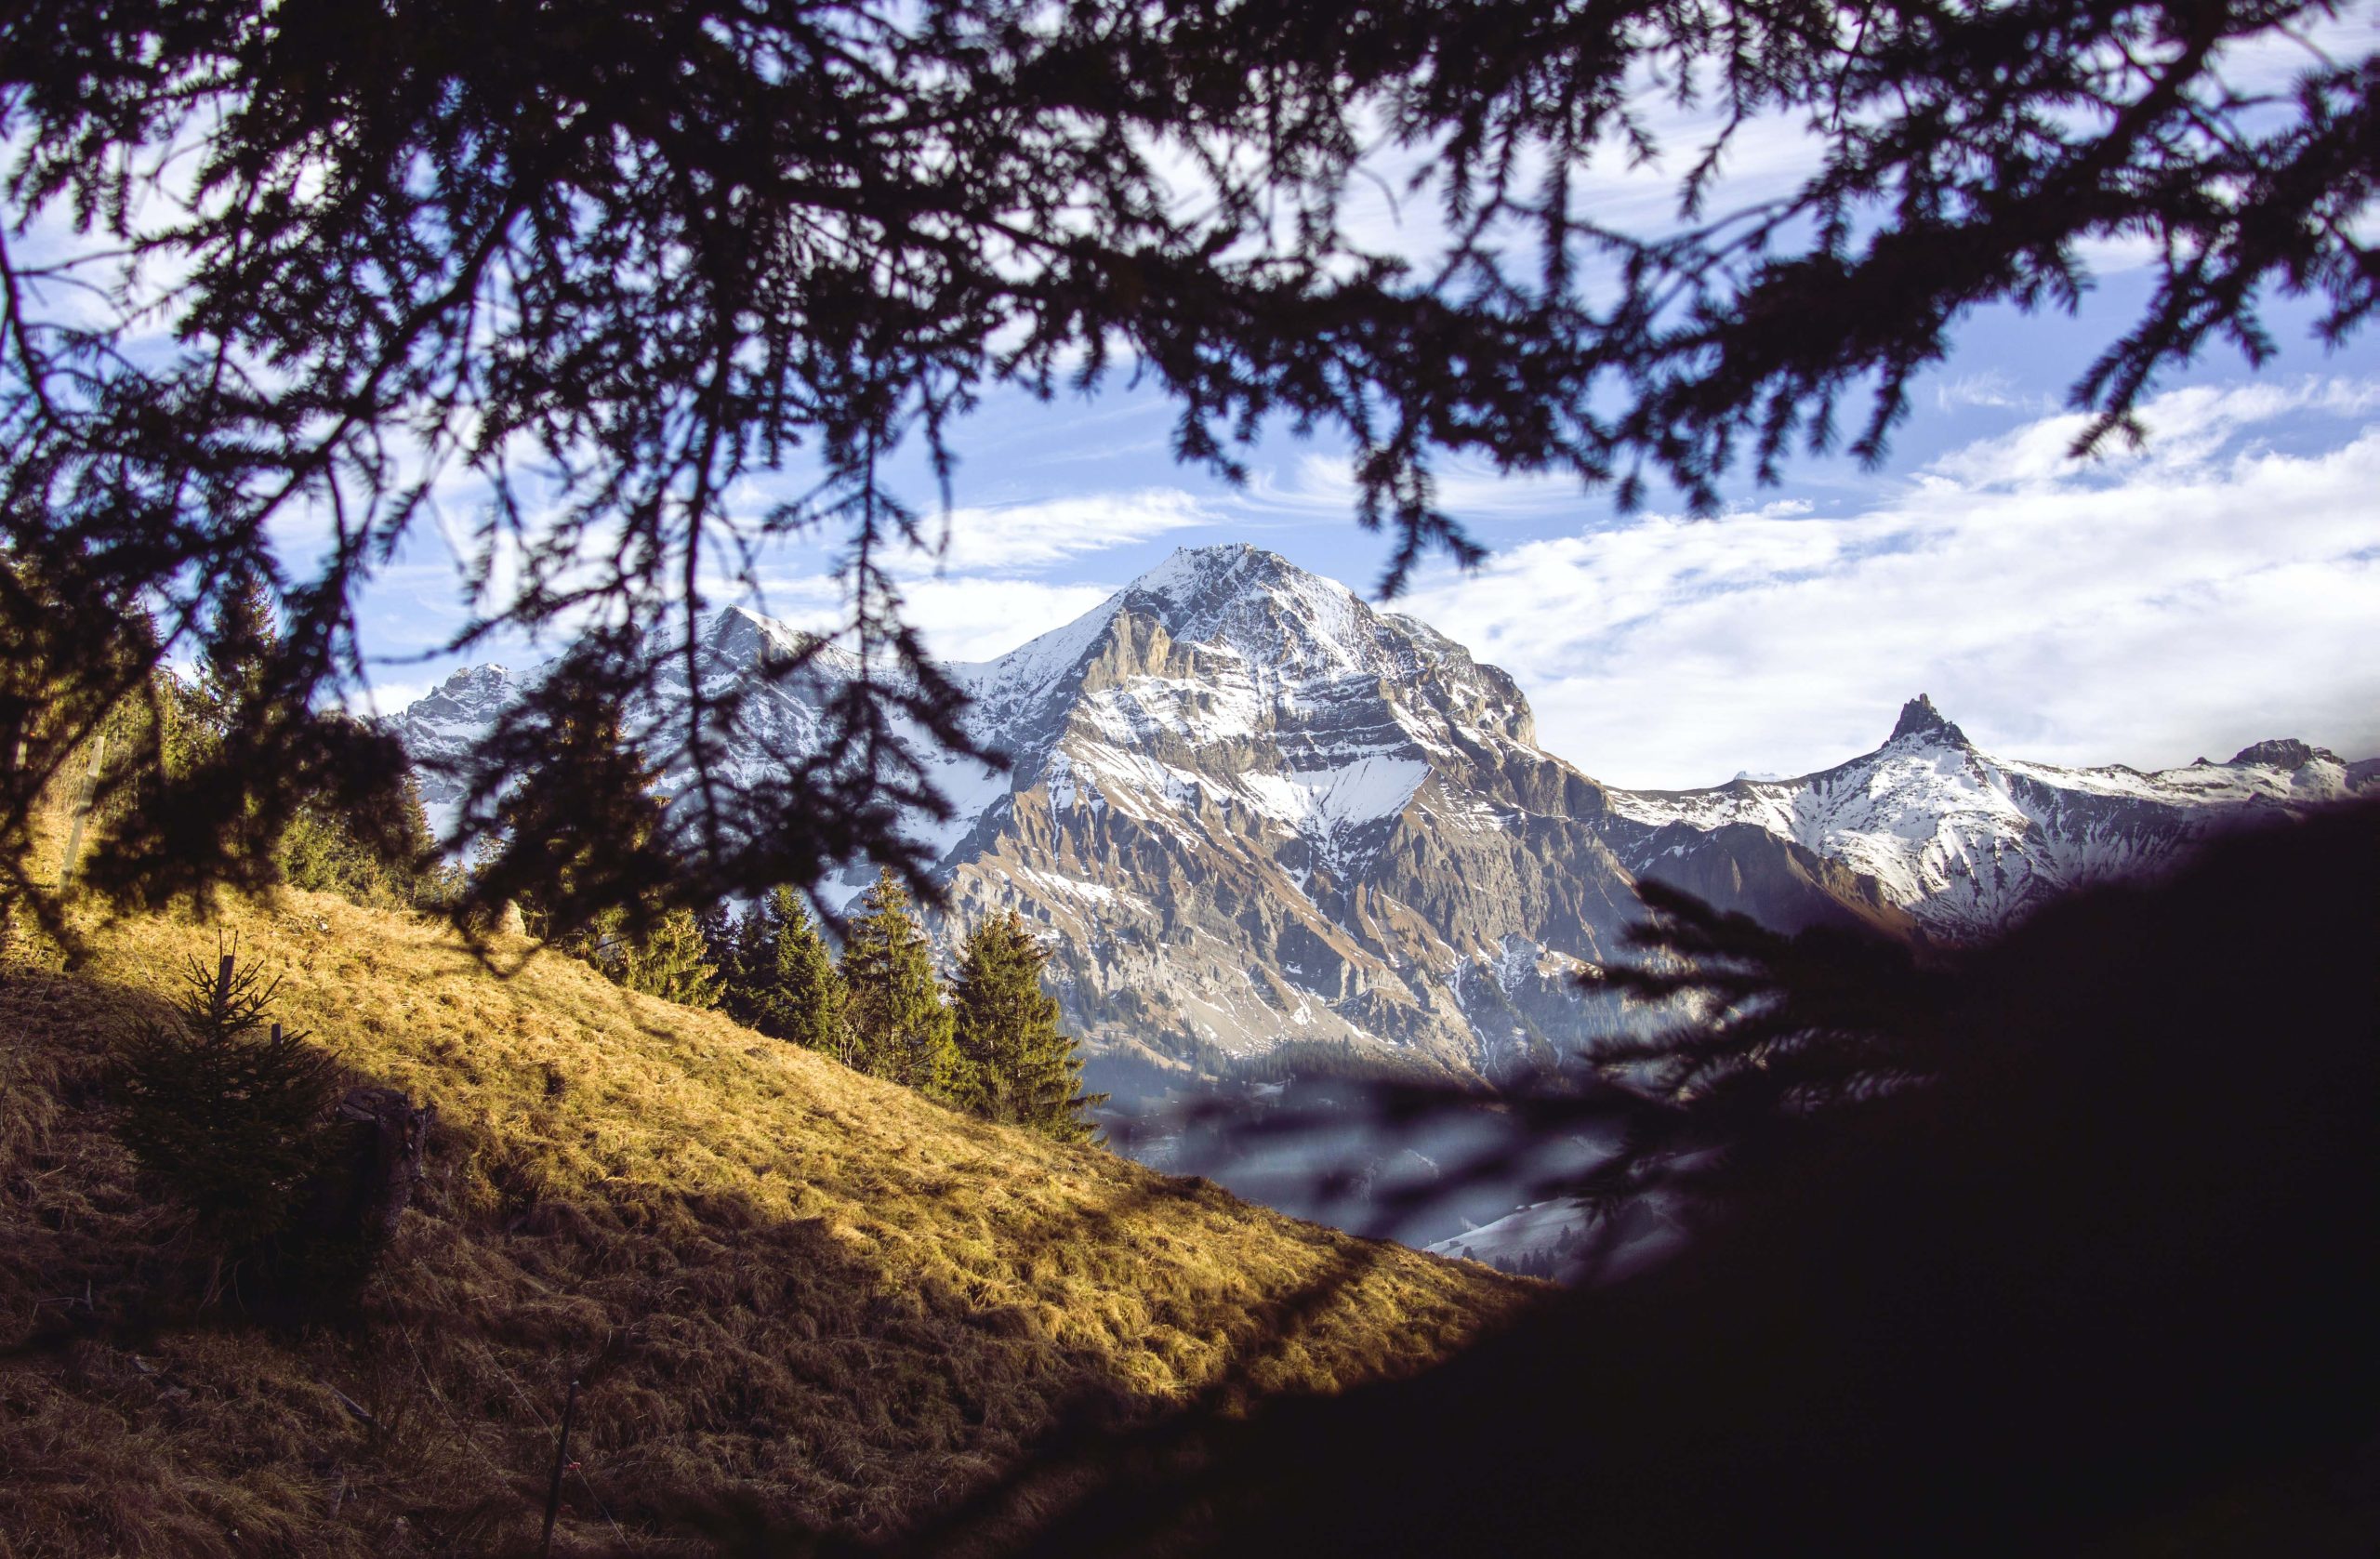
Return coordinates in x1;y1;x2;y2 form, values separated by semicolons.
1923;377;2380;488
1241;452;1585;526
1930;369;2055;415
744;570;1121;666
654;486;1211;671
919;489;1215;573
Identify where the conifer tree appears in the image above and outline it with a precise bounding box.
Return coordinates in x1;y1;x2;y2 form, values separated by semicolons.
715;905;761;1024
608;905;725;1011
735;887;851;1058
840;868;957;1099
483;682;682;949
276;768;440;908
699;901;742;989
193;568;279;732
136;566;436;908
489;700;721;1008
950;910;1105;1144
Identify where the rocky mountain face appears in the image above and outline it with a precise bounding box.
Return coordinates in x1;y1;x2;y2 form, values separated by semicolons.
927;546;1653;1081
398;664;523;826
392;545;2374;1084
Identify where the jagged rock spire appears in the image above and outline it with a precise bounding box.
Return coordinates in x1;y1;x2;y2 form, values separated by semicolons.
1890;694;1969;746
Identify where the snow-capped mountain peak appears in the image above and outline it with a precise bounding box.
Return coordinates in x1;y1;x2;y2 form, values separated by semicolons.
393;664;523;825
710;603;812;661
922;545;1634;1073
1124;543;1364;654
1601;698;2373;940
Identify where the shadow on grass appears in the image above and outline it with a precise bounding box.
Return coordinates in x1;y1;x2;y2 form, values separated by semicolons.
20;798;2377;1557
0;954;1527;1558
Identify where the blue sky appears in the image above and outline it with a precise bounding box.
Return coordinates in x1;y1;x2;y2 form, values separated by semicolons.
354;271;2380;789
338;12;2380;787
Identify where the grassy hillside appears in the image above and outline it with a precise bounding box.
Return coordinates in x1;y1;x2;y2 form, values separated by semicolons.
0;891;1535;1557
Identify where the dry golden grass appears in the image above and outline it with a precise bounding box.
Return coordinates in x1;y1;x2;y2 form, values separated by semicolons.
0;890;1537;1557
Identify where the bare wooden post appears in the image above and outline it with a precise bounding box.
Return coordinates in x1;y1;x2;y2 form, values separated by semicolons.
2;732;20;958
56;729;106;889
539;1378;581;1558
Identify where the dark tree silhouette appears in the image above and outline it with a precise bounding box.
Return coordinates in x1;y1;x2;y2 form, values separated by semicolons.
112;942;338;1253
893;801;2380;1559
1564;879;1954;1237
4;0;2371;926
465;649;687;946
168;566;443;908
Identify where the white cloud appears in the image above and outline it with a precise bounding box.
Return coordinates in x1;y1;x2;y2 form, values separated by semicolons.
900;576;1122;662
345;677;443;719
1330;75;1829;272
346;482;1178;700
1399;380;2380;786
1931;370;2052;415
925;490;1213;573
732;487;1195;661
2209;8;2375;94
745;571;1120;666
347;572;1119;715
1924;377;2380;488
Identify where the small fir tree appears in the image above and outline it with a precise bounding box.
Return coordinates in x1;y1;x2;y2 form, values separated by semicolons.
112;940;337;1250
840;868;958;1099
734;886;851;1058
950;910;1106;1143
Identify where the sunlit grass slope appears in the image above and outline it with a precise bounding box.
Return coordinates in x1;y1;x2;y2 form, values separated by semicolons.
0;891;1535;1557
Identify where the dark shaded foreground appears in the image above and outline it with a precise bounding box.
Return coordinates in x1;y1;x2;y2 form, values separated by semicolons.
899;803;2380;1559
0;900;1528;1557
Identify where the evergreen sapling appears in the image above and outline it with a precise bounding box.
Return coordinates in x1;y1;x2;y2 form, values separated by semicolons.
112;939;337;1251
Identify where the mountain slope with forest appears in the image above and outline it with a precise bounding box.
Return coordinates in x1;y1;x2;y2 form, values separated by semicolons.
0;891;1531;1557
397;547;2374;1085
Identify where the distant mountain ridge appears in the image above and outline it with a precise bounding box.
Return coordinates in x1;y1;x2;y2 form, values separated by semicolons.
394;545;2374;1080
1600;693;2374;941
